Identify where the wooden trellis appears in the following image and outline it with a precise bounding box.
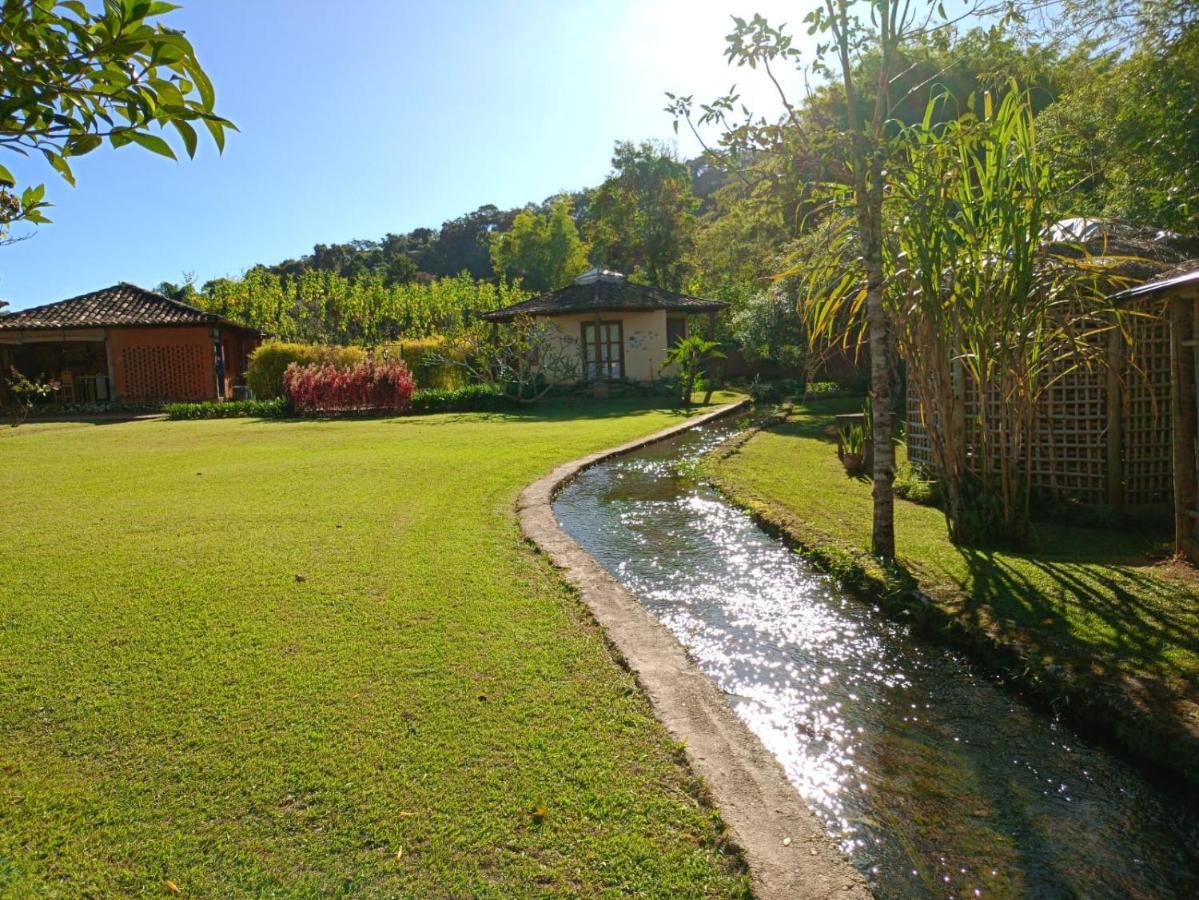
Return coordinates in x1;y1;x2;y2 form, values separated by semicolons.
906;292;1175;513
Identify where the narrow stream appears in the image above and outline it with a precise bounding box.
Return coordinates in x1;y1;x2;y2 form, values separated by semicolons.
553;417;1199;898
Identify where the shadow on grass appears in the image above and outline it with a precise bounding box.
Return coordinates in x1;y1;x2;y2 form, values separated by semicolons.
6;412;162;428
776;401;1199;686
955;546;1199;686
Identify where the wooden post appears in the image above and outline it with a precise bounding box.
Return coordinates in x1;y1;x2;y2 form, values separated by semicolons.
211;326;226;400
104;329;118;402
706;310;716;339
1106;327;1124;508
1169;293;1199;560
593;311;602;379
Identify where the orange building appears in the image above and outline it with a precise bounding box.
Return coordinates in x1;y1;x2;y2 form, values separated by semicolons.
0;283;260;403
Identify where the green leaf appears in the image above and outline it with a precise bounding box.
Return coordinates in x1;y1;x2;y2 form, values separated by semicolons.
0;163;13;187
128;130;178;160
60;0;90;20
66;134;103;156
172;118;198;158
42;149;76;186
191;63;216;110
203;117;226;153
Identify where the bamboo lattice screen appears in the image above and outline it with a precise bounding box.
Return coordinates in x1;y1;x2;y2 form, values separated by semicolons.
905;298;1173;510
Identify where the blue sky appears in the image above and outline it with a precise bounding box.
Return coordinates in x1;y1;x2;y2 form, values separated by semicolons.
3;0;818;310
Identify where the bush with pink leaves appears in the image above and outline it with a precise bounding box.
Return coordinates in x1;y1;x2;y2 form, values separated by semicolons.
283;358;414;415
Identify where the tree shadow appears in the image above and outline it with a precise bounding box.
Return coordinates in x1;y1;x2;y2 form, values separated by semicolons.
2;411;161;432
949;542;1199;691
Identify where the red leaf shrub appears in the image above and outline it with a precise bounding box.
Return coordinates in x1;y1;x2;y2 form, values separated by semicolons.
283;358;414;415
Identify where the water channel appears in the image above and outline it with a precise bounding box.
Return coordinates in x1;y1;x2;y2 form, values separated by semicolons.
552;416;1199;898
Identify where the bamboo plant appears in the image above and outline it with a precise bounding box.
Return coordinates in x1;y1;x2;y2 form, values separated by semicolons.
803;88;1126;546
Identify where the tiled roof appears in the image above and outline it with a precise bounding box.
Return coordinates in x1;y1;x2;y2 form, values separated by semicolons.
482;270;727;322
0;283;256;331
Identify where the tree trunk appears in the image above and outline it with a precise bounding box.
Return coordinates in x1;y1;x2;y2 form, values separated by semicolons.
862;226;896;558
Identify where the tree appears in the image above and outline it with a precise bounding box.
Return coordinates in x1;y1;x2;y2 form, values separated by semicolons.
440;316;580;404
489;197;590;292
806;89;1123;545
155;272;197;302
1037;23;1198;232
670;5;1005;559
1016;0;1197;50
663;335;724;408
730;287;806;371
586;141;697;290
0;0;234;235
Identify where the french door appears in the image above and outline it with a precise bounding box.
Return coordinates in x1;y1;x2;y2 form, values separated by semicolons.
581;321;624;380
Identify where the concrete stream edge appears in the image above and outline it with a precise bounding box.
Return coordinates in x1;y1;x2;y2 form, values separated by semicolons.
517;400;870;899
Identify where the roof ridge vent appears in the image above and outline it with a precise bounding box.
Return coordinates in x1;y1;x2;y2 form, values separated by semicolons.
574;267;625;285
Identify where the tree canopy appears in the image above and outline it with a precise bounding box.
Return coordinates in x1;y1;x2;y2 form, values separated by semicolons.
0;0;233;237
585;141;697;290
489;197;589;292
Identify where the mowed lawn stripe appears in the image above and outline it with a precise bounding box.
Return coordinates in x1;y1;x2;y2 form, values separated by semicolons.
0;399;750;897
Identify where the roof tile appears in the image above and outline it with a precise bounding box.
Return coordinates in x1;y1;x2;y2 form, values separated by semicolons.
0;283;254;331
482;278;727;322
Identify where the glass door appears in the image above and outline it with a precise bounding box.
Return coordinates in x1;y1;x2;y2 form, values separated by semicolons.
582;321;623;380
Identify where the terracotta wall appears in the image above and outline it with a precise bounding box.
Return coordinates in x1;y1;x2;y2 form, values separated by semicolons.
108;326;217;401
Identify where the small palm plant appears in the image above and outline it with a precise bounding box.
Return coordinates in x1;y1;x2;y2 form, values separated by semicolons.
838;423;867;474
663;335;725;409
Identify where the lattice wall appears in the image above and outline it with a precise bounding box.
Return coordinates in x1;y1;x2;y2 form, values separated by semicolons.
1026;336;1110;506
1123;311;1173;506
906;390;933;470
121;344;211;400
903;301;1173;511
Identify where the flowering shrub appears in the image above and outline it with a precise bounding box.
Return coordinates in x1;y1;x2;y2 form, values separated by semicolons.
284;358;414;415
5;366;58;426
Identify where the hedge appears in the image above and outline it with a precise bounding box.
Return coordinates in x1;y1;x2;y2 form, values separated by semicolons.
378;337;465;390
246;343;366;399
165;387;508;419
407;384;509;414
284;359;414;416
165;398;291;420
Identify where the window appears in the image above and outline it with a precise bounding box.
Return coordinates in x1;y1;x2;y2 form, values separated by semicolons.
581;320;624;380
666;317;687;348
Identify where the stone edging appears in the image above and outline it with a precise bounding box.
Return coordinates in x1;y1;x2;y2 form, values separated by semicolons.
517;400;869;900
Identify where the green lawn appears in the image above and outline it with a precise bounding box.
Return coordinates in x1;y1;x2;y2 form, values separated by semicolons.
709;399;1199;716
0;396;750;897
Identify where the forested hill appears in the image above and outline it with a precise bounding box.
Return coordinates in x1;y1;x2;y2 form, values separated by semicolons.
188;158;725;292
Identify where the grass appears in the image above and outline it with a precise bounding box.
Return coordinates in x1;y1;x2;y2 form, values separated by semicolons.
708;399;1199;770
0;394;751;897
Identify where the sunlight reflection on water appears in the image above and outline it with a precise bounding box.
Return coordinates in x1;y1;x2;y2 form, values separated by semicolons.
554;420;1199;899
